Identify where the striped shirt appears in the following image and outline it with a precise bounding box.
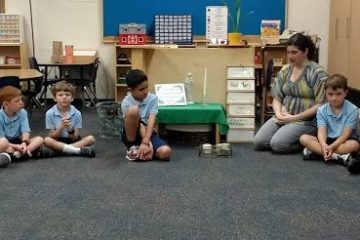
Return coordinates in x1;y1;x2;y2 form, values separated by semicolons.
271;61;327;120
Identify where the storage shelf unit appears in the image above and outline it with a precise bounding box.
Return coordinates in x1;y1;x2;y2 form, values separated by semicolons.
225;66;256;142
115;45;147;102
0;14;22;43
0;14;27;69
0;42;27;69
115;46;131;101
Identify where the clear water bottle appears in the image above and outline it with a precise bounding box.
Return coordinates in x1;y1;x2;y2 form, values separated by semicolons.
184;72;194;104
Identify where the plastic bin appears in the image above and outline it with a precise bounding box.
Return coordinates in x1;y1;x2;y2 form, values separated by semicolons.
96;101;123;138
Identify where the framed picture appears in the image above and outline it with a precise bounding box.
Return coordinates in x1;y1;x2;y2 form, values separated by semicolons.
155;83;187;106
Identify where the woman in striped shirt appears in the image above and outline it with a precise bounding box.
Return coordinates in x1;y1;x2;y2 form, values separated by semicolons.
254;33;328;153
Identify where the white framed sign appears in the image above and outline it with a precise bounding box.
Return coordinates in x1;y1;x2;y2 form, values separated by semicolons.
155;83;187;106
206;6;228;43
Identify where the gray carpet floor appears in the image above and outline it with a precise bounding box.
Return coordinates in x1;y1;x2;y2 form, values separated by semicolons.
0;107;359;240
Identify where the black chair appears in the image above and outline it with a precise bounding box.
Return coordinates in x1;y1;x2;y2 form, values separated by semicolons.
68;57;99;108
21;74;45;114
28;56;62;108
0;76;21;89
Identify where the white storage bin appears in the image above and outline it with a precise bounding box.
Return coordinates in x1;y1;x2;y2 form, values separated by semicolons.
227;66;254;79
227;92;255;104
227;117;255;129
227;104;255;117
226;129;254;142
227;79;255;91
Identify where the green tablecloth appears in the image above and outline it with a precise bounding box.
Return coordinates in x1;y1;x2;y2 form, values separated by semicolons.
157;102;229;135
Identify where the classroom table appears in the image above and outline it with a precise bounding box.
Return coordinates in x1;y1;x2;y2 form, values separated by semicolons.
38;55;97;108
39;56;96;80
0;69;43;80
157;102;229;144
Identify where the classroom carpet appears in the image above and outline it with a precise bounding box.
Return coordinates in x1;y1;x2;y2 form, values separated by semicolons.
0;107;359;240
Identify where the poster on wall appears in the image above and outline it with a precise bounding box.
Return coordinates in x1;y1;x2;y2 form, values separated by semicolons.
206;6;228;44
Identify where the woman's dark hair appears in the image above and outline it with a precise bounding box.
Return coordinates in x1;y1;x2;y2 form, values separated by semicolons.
125;69;148;89
287;33;316;61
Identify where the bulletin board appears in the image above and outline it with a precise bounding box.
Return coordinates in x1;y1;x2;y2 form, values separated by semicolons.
103;0;287;37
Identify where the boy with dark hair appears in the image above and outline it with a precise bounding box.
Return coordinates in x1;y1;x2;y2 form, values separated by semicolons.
300;74;360;173
0;86;43;167
43;81;96;157
121;69;171;161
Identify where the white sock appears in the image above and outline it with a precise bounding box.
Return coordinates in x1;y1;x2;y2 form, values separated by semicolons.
331;153;341;159
62;144;81;155
331;153;349;162
13;151;21;159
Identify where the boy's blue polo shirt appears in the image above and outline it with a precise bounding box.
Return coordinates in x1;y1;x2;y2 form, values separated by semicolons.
317;100;359;138
0;108;30;140
46;104;82;138
121;93;158;124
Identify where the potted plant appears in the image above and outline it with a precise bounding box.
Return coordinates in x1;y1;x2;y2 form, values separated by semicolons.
222;0;254;45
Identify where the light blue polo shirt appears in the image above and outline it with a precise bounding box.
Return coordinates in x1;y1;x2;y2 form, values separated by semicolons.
0;108;30;140
46;104;82;138
121;93;158;124
317;100;359;138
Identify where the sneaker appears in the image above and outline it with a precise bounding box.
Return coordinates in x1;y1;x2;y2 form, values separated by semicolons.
302;148;318;160
347;156;360;174
0;153;11;168
126;145;140;161
330;153;350;166
38;146;56;158
80;146;96;158
9;151;28;162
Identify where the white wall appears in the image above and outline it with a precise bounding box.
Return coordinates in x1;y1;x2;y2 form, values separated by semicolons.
6;0;331;100
287;0;330;69
5;0;115;99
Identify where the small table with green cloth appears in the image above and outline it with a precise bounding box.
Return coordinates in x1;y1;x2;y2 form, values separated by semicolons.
157;102;229;143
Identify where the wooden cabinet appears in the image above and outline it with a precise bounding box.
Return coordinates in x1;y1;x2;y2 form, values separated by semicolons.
328;0;360;89
328;0;351;78
0;42;28;69
348;0;360;90
225;66;256;142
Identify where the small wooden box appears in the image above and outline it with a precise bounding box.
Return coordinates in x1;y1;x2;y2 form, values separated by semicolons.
227;79;255;91
227;92;255;104
226;129;254;142
227;117;255;129
227;104;255;117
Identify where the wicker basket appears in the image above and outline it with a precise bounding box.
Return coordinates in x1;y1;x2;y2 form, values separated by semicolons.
96;101;123;138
